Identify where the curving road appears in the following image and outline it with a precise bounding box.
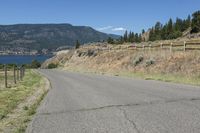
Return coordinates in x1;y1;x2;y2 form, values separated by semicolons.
27;69;200;133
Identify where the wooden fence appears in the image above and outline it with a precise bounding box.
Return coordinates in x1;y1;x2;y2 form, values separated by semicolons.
114;41;200;52
0;65;25;89
82;41;200;52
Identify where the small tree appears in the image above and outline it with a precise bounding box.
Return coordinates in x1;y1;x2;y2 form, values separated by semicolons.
75;40;80;49
48;63;58;69
107;37;114;44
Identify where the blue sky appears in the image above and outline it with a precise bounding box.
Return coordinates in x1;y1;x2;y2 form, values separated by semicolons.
0;0;199;35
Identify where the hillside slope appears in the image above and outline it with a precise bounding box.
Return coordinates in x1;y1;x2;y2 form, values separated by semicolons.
42;41;200;85
0;24;119;50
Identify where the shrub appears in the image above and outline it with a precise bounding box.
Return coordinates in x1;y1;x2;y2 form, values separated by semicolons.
31;60;41;68
86;50;97;57
0;64;4;69
146;59;155;67
133;56;144;66
48;63;58;69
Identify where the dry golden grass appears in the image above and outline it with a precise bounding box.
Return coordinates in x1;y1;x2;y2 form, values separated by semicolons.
43;39;200;86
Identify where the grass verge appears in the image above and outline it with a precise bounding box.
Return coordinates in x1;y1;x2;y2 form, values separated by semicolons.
0;69;49;133
117;71;200;86
64;67;200;86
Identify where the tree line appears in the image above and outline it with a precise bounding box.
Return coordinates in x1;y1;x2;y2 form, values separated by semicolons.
148;16;191;41
107;31;143;44
107;10;200;44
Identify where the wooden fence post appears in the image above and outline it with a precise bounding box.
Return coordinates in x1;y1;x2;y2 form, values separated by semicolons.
20;67;22;81
160;43;163;49
13;66;16;84
170;42;173;52
17;67;19;81
184;41;186;52
4;65;7;88
23;67;25;77
149;45;152;51
143;45;145;51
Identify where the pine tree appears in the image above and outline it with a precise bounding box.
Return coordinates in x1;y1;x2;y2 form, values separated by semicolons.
75;40;80;49
131;32;135;42
191;11;200;33
123;30;128;42
138;34;142;42
186;15;191;28
135;33;139;42
167;18;173;33
128;31;132;42
175;18;183;31
107;37;114;44
142;29;145;34
154;22;162;40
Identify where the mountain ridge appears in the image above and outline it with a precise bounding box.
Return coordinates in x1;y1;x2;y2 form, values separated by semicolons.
0;23;119;51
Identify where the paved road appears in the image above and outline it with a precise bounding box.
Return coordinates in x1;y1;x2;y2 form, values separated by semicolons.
27;69;200;133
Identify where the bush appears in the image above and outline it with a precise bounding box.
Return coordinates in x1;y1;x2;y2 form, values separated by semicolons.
0;64;17;69
146;59;155;67
133;56;144;66
0;64;4;69
31;60;41;68
48;63;58;69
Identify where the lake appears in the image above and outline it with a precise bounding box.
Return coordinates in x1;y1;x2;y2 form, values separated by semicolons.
0;55;52;65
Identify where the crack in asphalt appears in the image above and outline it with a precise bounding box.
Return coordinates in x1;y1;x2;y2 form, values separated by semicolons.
38;97;200;116
118;107;141;133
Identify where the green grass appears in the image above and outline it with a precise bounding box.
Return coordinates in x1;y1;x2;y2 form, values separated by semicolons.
0;69;49;133
0;70;16;89
15;90;48;133
0;69;42;120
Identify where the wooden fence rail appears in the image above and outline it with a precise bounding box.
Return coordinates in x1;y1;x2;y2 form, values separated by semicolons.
110;41;200;52
0;65;25;88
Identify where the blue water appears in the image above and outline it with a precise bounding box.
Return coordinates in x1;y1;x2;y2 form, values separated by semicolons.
0;55;52;65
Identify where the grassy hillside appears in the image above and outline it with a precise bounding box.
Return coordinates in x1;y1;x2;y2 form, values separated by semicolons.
42;40;200;86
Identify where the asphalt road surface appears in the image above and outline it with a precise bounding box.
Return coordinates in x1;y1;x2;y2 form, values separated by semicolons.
27;69;200;133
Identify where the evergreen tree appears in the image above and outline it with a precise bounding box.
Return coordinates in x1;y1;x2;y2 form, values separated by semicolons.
154;22;162;40
134;33;139;42
75;40;80;49
191;10;200;33
149;28;155;41
167;18;173;35
119;36;124;44
186;15;191;28
107;37;114;44
174;18;183;31
128;31;132;42
131;32;135;42
138;34;142;42
123;30;128;42
142;29;145;34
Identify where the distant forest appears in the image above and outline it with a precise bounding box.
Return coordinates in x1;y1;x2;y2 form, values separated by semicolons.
108;10;200;44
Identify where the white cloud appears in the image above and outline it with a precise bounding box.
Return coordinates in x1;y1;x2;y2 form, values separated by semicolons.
112;27;126;31
97;26;113;31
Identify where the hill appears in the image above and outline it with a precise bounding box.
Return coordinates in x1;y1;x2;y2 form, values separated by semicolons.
0;24;119;51
41;39;200;86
